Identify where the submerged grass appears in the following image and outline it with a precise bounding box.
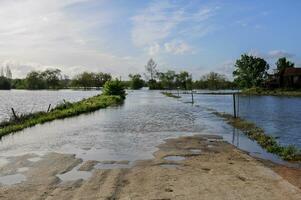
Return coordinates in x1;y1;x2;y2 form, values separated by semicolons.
0;94;124;138
161;92;181;98
213;112;301;161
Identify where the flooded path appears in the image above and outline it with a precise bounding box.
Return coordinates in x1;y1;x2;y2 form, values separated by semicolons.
0;90;286;165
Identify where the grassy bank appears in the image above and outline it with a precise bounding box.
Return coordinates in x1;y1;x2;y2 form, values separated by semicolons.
242;87;301;97
213;112;301;161
0;94;124;138
161;92;181;98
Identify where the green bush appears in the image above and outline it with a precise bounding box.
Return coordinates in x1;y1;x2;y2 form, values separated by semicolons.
102;79;126;98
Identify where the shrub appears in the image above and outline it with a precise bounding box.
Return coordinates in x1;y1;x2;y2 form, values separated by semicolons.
102;79;126;98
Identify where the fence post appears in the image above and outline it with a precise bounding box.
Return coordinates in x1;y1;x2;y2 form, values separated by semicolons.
47;104;51;112
233;93;237;118
11;108;18;120
191;90;194;104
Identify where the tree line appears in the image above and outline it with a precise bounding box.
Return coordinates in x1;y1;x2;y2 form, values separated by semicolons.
3;53;289;91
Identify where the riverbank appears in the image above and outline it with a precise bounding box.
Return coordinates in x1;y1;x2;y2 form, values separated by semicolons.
242;88;301;97
0;94;124;138
0;135;300;200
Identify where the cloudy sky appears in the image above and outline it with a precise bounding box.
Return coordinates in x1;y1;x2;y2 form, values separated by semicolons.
0;0;300;79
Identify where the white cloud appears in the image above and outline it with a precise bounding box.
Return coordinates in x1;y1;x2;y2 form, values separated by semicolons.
248;50;294;60
0;0;146;78
147;43;161;56
131;1;218;54
164;40;193;55
267;50;294;59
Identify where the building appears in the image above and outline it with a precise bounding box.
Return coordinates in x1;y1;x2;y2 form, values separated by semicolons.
265;67;301;89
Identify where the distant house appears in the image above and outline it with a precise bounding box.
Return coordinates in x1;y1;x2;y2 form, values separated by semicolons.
265;67;301;89
282;68;301;88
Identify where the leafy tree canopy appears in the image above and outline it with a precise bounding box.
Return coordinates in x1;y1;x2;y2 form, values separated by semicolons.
233;54;269;88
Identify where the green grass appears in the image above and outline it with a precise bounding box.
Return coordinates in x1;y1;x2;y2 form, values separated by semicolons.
242;87;301;97
161;92;181;98
0;94;124;138
213;112;301;161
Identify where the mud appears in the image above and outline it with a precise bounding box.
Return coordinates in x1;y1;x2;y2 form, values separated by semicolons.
0;135;300;200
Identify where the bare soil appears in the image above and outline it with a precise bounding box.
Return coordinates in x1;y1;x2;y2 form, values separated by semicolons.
0;135;300;200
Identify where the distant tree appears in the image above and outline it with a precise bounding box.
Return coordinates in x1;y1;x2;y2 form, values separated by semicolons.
0;67;4;77
0;76;11;90
5;66;12;79
26;71;46;90
71;72;95;88
176;71;192;90
11;79;27;89
233;54;269;88
129;74;144;90
145;58;158;81
157;70;176;90
201;72;227;90
276;57;294;72
94;72;112;87
41;69;62;89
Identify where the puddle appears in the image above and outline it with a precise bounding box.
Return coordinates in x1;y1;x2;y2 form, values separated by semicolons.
0;174;26;185
207;145;214;148
94;162;131;170
28;157;42;162
163;156;185;161
17;167;29;173
57;165;92;182
160;163;179;169
189;149;202;154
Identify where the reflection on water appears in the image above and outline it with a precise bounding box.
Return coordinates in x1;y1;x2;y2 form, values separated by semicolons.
0;89;100;121
0;90;299;168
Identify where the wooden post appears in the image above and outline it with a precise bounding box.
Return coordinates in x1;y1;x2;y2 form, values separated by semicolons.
233;94;237;118
47;104;51;112
11;108;18;120
191;90;194;104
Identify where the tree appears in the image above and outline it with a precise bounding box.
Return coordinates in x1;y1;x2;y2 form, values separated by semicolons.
0;76;11;90
201;72;227;90
94;72;112;87
145;58;158;81
26;71;46;89
71;72;95;88
233;54;269;88
276;57;294;72
129;74;144;89
41;69;62;89
158;70;176;89
5;66;12;79
176;71;192;90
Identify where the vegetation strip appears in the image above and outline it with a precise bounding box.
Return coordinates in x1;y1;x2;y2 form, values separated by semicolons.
161;92;181;98
0;94;124;138
212;112;301;161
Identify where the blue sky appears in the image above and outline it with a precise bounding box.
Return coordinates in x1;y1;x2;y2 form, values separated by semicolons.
0;0;300;79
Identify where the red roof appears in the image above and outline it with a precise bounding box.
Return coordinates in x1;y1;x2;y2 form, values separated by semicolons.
283;68;301;76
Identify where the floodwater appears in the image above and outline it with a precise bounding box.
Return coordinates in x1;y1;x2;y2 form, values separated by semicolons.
180;92;301;149
0;90;296;168
0;89;100;121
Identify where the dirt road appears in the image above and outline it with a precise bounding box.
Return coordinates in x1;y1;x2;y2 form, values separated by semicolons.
0;135;300;200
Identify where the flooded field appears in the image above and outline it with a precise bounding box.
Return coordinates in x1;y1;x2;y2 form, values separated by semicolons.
0;90;294;166
0;89;100;121
180;92;301;148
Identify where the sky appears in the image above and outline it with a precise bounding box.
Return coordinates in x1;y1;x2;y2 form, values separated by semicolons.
0;0;301;79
